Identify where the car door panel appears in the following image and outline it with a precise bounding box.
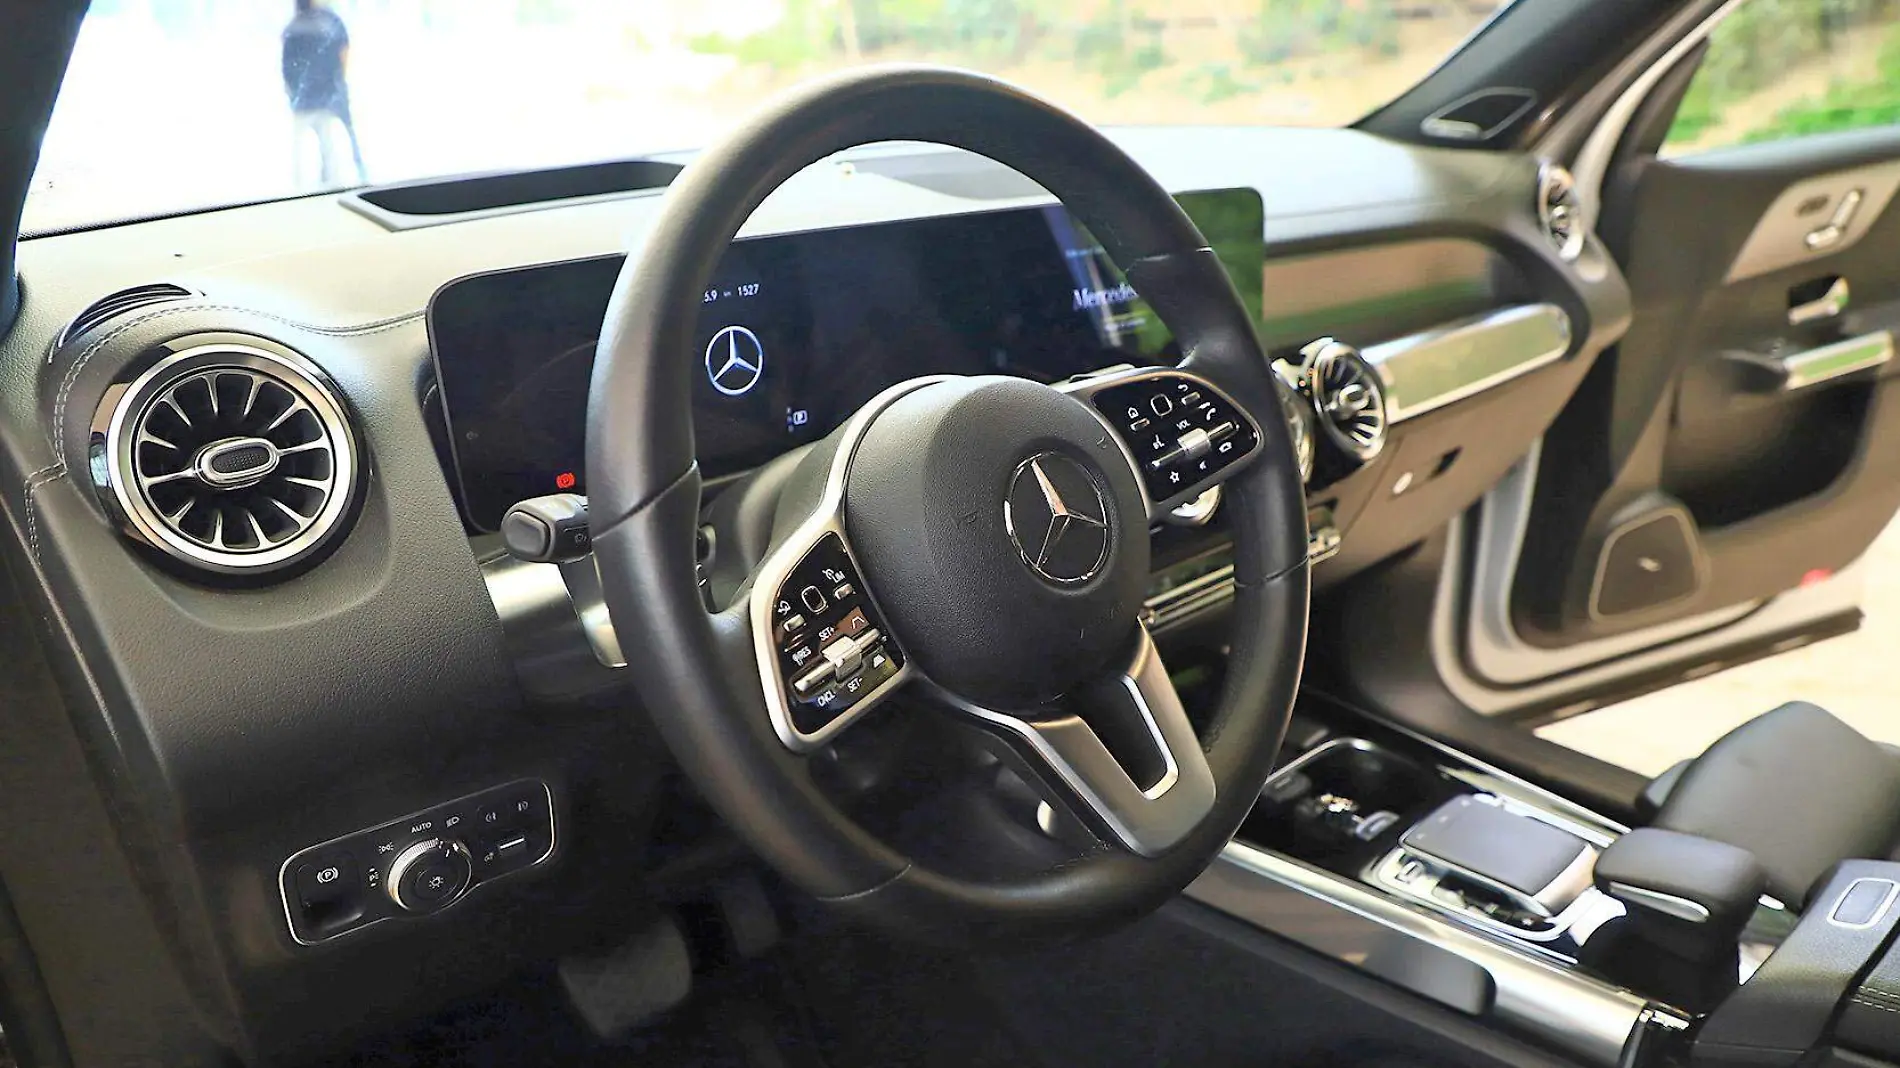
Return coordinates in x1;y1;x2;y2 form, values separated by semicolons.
1509;126;1900;651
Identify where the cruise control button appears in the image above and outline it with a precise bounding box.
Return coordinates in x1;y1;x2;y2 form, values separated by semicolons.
793;661;835;695
821;629;878;678
1177;427;1213;461
832;582;855;601
781;613;807;636
837;607;870;637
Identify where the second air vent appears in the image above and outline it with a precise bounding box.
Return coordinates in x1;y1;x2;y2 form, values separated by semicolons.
57;283;195;348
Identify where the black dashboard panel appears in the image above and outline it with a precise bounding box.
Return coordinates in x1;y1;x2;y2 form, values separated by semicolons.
0;127;1626;1068
429;189;1263;530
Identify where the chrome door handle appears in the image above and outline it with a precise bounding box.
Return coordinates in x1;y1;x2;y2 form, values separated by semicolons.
1788;277;1850;326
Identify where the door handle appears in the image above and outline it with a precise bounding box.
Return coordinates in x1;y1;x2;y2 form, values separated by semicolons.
1724;330;1893;392
1788;277;1850;326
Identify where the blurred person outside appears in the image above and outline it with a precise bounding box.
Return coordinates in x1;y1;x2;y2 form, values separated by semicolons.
282;0;366;189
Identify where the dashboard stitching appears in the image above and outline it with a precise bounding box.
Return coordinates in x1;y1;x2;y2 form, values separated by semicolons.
43;306;426;366
23;464;65;563
49;303;421;462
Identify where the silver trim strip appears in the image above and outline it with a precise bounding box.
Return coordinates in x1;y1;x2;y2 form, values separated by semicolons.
1775;330;1894;392
1361;304;1573;424
929;627;1216;856
1607;883;1710;924
1190;841;1652;1067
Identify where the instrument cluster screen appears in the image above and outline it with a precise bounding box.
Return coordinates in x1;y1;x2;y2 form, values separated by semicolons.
429;189;1264;531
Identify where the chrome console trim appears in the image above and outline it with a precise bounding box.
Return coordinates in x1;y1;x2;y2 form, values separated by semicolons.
1189;841;1657;1067
1361;304;1573;424
1190;737;1682;1066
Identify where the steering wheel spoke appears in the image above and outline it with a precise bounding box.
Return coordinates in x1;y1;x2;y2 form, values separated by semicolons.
929;625;1215;857
750;514;915;752
1059;367;1264;521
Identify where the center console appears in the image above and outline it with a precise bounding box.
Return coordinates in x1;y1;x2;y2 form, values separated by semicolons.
1188;712;1736;1066
1192;705;1900;1067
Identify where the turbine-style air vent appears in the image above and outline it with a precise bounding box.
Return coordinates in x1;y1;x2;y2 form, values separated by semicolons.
1271;363;1317;484
90;343;360;579
57;284;194;348
1300;338;1388;467
1539;163;1586;261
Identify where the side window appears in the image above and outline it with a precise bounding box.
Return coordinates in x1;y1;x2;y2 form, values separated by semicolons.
1664;0;1900;156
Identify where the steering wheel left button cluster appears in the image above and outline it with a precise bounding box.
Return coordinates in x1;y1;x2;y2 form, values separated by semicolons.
768;533;905;743
278;780;556;945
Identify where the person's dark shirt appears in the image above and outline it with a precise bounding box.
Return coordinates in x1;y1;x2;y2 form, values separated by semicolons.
282;8;349;113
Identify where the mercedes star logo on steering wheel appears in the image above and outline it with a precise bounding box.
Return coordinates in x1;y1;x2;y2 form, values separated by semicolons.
1004;452;1111;585
705;325;766;397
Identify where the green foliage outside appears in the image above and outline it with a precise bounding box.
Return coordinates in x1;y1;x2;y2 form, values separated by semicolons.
1668;0;1900;150
689;0;1443;105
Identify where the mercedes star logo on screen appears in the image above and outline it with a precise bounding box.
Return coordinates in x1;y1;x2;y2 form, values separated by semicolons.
705;325;766;397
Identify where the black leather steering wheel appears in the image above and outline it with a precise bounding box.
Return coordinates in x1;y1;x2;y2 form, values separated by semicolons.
587;66;1309;942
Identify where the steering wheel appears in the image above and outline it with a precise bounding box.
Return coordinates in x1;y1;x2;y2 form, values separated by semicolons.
587;66;1309;942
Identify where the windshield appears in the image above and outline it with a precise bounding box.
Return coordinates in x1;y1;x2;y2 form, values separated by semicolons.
25;0;1509;234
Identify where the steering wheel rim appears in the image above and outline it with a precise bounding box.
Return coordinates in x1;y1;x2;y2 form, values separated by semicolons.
587;65;1309;942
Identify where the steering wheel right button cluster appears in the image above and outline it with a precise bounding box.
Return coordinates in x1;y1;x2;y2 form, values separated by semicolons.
1087;373;1260;506
768;532;905;740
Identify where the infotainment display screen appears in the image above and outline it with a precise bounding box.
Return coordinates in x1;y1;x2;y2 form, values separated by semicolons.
429;188;1264;531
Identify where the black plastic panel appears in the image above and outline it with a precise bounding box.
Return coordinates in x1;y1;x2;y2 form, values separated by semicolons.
280;780;555;945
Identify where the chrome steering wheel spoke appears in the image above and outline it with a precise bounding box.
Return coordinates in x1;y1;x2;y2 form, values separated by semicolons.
746;377;957;752
1059;366;1265;521
928;624;1216;857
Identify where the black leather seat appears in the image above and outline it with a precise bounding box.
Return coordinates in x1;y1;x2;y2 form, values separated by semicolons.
1643;701;1900;908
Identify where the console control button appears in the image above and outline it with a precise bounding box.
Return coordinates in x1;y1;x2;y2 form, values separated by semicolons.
1089;375;1259;503
388;839;474;913
295;854;357;908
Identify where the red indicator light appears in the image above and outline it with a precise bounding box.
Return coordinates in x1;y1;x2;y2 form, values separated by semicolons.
554;471;577;490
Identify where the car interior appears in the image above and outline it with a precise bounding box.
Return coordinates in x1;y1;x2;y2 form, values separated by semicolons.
6;0;1900;1065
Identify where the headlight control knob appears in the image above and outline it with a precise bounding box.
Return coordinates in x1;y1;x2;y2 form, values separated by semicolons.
386;838;473;913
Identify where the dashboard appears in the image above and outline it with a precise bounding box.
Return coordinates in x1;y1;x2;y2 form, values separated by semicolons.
0;129;1632;1066
430;190;1262;531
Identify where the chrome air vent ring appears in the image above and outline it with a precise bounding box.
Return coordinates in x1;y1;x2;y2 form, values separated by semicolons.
1538;162;1586;262
91;343;361;578
1301;337;1388;465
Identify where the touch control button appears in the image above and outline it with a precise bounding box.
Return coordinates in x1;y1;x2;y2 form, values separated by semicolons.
387;839;473;914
